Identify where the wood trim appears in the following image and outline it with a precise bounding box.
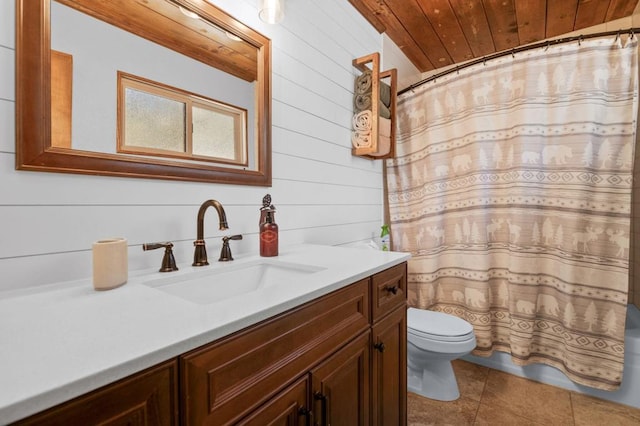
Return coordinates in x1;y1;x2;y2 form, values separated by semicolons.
50;50;72;149
347;0;386;33
16;0;272;186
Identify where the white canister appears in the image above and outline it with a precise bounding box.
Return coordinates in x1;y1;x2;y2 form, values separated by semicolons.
92;238;128;290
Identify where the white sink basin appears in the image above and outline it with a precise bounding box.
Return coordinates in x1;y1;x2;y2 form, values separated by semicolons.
143;260;326;304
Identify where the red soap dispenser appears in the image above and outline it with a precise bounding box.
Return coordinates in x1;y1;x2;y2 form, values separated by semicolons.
260;207;278;257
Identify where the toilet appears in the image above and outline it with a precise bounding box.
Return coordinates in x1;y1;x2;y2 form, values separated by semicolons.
407;307;477;401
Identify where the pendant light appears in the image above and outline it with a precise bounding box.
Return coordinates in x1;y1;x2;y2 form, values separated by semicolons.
259;0;284;24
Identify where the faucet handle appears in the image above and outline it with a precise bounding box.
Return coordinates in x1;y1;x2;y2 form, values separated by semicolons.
143;242;179;272
219;234;243;262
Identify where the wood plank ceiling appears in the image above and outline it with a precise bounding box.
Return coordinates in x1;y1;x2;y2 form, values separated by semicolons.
348;0;640;72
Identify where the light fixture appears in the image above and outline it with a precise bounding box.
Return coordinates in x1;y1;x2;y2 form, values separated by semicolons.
259;0;284;24
178;6;200;20
225;32;243;42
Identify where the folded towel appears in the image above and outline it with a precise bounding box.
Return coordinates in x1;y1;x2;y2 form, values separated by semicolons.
380;81;391;107
369;135;391;157
351;130;372;148
379;101;391;119
379;117;391;138
354;93;372;112
355;70;372;95
352;110;372;132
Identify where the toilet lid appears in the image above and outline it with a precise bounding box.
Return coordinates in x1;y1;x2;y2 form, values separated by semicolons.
407;308;474;341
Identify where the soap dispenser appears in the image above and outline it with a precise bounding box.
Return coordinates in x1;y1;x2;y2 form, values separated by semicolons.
260;195;278;257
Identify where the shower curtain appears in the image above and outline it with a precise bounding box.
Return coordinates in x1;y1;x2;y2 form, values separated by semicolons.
387;36;638;390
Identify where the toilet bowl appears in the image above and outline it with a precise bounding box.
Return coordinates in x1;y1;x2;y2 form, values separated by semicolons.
407;307;476;401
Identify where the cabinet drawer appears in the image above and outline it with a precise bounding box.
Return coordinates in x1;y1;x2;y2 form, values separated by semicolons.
371;263;407;321
181;279;370;425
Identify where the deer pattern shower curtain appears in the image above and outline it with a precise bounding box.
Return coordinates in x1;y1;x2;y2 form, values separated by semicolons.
387;36;638;390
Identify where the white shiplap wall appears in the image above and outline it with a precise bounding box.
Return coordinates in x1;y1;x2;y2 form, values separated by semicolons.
0;0;402;292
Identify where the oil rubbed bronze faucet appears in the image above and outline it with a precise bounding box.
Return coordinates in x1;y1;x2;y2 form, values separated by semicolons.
143;241;179;272
193;199;229;266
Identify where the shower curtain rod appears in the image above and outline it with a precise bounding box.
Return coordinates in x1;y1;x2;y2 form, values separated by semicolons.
398;27;640;96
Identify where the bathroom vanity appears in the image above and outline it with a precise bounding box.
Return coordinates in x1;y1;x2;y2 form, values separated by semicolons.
0;245;409;425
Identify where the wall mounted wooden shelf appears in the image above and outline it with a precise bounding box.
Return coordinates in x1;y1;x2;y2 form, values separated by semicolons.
351;53;397;159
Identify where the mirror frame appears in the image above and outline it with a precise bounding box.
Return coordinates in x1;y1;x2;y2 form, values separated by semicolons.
15;0;272;186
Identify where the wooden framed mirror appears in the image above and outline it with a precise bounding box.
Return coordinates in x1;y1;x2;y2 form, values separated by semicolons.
16;0;272;186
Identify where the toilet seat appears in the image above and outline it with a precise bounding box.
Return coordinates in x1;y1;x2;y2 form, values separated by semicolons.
408;308;474;342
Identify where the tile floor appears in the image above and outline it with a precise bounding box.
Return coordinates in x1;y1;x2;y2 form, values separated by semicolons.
408;360;640;425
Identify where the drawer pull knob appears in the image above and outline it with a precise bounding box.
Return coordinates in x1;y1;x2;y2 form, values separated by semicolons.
385;285;399;295
374;342;386;352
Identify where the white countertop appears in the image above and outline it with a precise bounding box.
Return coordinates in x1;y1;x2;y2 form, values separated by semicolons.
0;244;410;423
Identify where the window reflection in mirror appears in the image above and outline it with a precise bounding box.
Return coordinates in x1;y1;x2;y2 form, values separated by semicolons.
118;73;248;166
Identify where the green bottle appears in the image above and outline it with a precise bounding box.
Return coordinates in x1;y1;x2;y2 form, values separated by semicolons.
380;225;390;251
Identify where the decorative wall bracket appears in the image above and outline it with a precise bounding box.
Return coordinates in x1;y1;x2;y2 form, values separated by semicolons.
351;53;397;159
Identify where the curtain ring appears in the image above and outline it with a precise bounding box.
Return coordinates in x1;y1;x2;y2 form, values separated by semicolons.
455;65;460;75
615;30;621;42
511;48;515;58
578;35;583;46
544;41;550;51
630;29;635;40
483;57;487;66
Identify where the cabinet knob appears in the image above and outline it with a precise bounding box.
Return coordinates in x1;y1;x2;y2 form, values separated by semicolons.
374;342;386;352
385;285;399;295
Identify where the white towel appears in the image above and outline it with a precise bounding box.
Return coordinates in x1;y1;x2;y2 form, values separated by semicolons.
352;110;372;132
351;130;372;148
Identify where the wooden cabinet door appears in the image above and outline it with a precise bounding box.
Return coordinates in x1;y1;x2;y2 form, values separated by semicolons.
15;360;178;426
371;306;407;426
181;280;369;425
310;332;370;426
237;376;311;426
